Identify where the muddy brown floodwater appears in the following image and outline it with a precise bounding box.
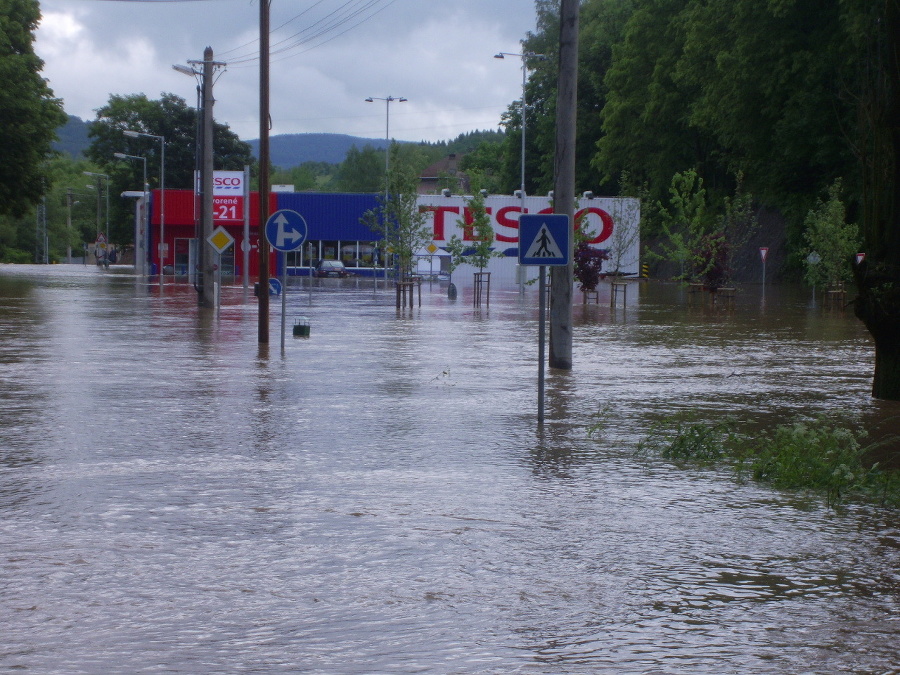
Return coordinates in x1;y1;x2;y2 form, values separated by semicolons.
1;264;899;673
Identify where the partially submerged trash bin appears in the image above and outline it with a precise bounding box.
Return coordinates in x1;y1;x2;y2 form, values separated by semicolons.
293;317;311;337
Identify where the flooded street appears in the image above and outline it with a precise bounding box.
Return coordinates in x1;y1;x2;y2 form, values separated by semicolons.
1;264;899;673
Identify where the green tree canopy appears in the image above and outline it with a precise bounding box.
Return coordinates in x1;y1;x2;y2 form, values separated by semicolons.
84;92;253;243
332;145;384;193
0;0;67;218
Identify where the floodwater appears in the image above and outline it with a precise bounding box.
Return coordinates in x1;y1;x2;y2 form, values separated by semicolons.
1;264;899;674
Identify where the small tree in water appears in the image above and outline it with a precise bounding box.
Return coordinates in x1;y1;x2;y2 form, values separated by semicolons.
691;232;729;289
573;242;610;292
361;144;432;281
445;176;502;304
803;179;859;290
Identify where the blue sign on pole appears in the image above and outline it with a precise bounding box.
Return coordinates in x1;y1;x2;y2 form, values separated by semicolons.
268;277;282;296
265;209;308;252
518;214;570;266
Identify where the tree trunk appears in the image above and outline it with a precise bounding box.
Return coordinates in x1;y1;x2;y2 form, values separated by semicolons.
854;0;900;399
855;263;900;399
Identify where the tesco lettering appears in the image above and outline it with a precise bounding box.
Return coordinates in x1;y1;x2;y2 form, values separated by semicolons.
421;204;613;245
417;194;636;248
214;177;243;187
213;171;244;195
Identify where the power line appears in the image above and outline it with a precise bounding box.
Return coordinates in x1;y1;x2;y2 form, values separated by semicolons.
76;0;398;66
227;0;397;66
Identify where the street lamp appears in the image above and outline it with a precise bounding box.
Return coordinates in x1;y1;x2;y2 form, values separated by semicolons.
365;96;407;203
124;129;166;279
365;95;407;285
83;171;109;245
65;189;84;264
115;152;149;270
494;51;546;213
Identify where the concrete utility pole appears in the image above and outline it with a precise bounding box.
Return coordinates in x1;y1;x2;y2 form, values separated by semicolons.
549;0;579;370
199;46;217;308
65;189;73;264
258;0;271;343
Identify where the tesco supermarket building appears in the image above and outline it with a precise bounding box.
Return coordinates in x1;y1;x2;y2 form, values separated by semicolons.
140;183;640;287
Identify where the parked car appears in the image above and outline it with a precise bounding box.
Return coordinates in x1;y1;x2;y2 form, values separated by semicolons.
315;259;351;278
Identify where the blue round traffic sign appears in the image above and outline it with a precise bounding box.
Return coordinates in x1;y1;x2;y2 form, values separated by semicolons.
265;209;308;252
268;277;282;296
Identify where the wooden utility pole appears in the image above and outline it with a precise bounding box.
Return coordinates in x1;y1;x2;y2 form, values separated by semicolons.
549;0;579;370
258;0;271;344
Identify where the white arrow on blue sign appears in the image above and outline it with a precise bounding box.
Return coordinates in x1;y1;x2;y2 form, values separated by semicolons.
265;209;308;252
518;214;570;266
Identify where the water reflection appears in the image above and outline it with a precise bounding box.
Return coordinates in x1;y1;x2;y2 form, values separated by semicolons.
0;265;898;673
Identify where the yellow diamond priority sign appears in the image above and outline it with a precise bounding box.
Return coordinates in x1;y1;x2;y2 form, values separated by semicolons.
207;226;235;254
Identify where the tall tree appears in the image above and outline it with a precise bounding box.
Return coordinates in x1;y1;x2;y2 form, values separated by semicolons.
85;92;253;243
0;0;67;217
674;0;856;227
594;0;720;203
850;0;900;400
332;145;384;193
517;0;636;194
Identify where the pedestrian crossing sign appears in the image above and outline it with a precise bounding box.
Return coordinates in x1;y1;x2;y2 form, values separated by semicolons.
518;214;570;266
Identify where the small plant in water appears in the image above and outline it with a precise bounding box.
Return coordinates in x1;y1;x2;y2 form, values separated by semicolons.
637;414;739;464
746;418;873;506
627;413;900;507
587;404;614;439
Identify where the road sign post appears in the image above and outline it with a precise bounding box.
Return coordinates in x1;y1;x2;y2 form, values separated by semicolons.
265;209;308;352
759;247;769;287
519;214;571;424
519;214;570;267
207;226;235;308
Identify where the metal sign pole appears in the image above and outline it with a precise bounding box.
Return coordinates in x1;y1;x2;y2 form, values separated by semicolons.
281;251;287;353
264;208;308;352
538;265;546;424
518;214;569;427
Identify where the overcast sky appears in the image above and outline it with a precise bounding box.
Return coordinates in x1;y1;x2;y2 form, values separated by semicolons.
35;0;539;144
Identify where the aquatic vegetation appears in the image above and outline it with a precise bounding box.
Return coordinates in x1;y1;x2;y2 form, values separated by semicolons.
637;415;738;464
631;414;900;508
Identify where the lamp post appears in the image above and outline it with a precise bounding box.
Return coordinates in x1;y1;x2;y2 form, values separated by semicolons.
84;184;101;257
494;51;545;214
115;152;149;270
124;130;165;280
65;189;80;264
82;171;109;245
365;96;406;283
365;96;407;203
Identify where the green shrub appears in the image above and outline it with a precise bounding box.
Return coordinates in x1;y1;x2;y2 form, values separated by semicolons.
0;247;32;263
748;420;868;503
638;415;738;464
631;414;900;507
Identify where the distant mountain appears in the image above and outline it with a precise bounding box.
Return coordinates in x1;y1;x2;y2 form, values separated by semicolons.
52;119;440;169
247;133;395;167
53;115;92;158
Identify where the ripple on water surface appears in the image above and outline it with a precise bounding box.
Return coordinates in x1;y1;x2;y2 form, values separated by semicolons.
0;267;897;673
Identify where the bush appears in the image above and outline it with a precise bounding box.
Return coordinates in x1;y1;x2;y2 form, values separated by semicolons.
746;420;872;505
632;414;900;507
638;415;738;464
0;247;33;264
573;242;610;292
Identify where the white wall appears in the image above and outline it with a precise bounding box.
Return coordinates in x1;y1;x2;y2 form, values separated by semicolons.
417;194;641;288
